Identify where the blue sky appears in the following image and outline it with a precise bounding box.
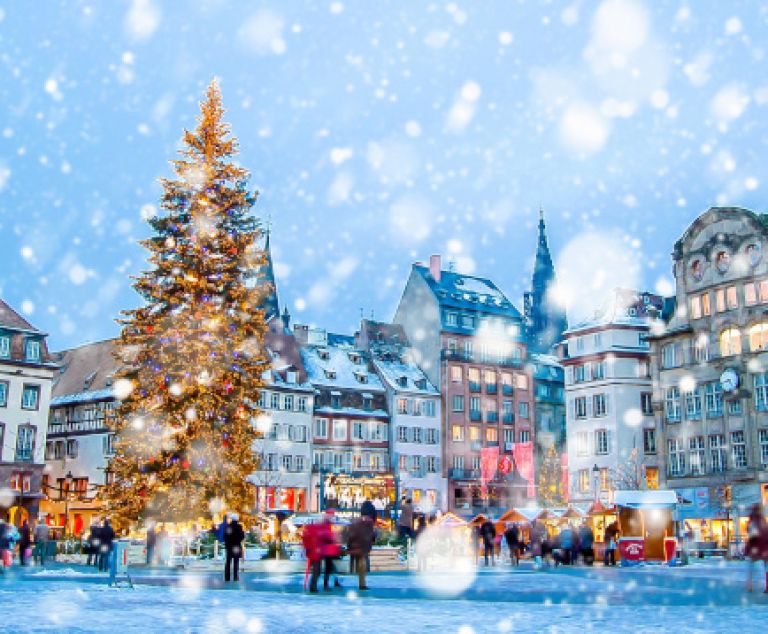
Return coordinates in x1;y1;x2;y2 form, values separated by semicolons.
1;0;767;350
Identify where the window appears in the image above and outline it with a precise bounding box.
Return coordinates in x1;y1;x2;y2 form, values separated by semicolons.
484;369;496;388
397;398;409;415
352;421;366;441
593;333;602;348
667;438;685;477
453;455;464;470
578;470;590;493
296;455;305;472
574;365;586;383
486;427;498;442
690;296;702;319
295;425;308;442
471;456;481;471
426;428;439;444
726;286;738;309
641;392;653;415
709;435;726;472
693;334;710;363
749;323;768;352
661;343;681;368
451;366;462;382
518;401;529;418
0;335;10;358
426;456;439;473
270;392;280;410
595;429;610;455
362;396;372;411
298;397;308;412
519;430;530;443
501;373;513;393
715;289;726;312
645;467;659;490
760;280;768;302
331;394;341;409
53;440;64;460
719;328;741;356
468;367;480;389
593;394;607;417
684;388;702;420
314;418;328;438
503;428;514;444
446;312;458;326
575;337;584;352
282;455;293;472
452;395;465;412
462;314;475;328
515;374;528;390
576;431;589;456
25;339;41;362
745;282;758;306
643;428;656;454
21;385;40;410
728;399;742;415
284;395;294;411
689;437;706;475
257;391;265;408
332;419;346;441
756;373;768;411
413;427;423;443
464;341;473;358
398;454;408;471
599;468;610;492
664;387;680;423
469;426;480;441
14;425;35;461
706;382;724;416
452;425;464;441
423;400;436;417
759;430;768;468
593;361;606;380
413;399;423;416
66;439;79;459
397;426;408;442
701;293;711;315
638;332;649;348
0;380;7;407
731;431;747;469
575;397;587;419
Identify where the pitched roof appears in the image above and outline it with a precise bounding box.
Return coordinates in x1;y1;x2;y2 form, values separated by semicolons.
50;339;120;401
372;355;438;395
300;345;385;392
565;288;663;333
0;298;43;333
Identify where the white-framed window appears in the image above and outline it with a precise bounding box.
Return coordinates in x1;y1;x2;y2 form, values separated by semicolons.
576;431;589;456
452;395;464;412
270;392;280;410
689;437;706;475
0;335;10;358
518;401;529;418
332;419;346;441
103;433;116;456
426;456;439;473
398;426;408;442
451;366;462;382
574;396;587;419
0;380;8;407
21;385;40;410
412;399;423;416
452;425;464;441
352;421;366;441
593;394;607;417
314;418;328;438
693;334;710;363
283;394;294;411
298;397;308;412
593;333;602;348
515;374;528;390
709;435;726;472
578;469;590;493
661;343;681;368
519;430;530;443
453;455;464;470
295;425;308;442
66;439;78;459
575;337;584;352
684;388;702;420
471;455;481;470
423;400;436;417
593;361;606;380
397;398;409;415
295;455;305;472
719;328;742;357
667;438;685;477
15;425;35;461
643;428;656;454
282;455;293;472
731;431;747;469
413;427;422;443
595;429;610;455
756;373;768;411
664;387;681;423
25;339;41;362
574;365;586;383
445;312;458;327
641;392;653;415
759;429;768;468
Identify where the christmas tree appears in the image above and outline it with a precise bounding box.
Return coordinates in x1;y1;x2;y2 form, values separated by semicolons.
103;80;270;525
536;445;565;508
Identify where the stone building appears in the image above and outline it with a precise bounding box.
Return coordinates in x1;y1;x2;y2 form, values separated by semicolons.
393;255;535;513
564;289;663;504
649;207;768;546
0;299;57;526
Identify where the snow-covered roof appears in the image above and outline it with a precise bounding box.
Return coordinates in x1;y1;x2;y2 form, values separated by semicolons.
301;345;385;392
613;490;677;508
372;356;438;395
565;288;664;334
50;387;115;406
314;406;388;419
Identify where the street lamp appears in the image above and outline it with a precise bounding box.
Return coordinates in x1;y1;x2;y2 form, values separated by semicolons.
592;464;600;502
64;470;73;538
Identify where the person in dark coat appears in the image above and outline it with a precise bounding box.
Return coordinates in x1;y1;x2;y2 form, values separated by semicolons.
98;519;115;572
223;514;245;582
604;521;619;567
346;515;375;590
19;521;32;566
479;519;496;566
360;500;377;521
146;524;157;565
578;522;595;566
86;523;101;566
745;504;768;593
504;523;521;566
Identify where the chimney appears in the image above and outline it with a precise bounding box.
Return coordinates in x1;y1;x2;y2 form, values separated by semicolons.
429;254;441;282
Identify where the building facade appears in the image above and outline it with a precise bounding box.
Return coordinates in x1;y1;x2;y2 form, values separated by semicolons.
650;207;768;546
564;289;663;504
393;255;536;513
357;320;446;512
43;339;119;535
0;299;57;526
531;353;566;456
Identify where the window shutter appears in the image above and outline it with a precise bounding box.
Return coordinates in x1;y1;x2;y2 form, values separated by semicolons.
586;397;594;418
585;363;593;381
566;367;574;383
604;394;610;415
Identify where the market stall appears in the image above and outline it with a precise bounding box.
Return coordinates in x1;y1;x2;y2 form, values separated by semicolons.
614;490;677;564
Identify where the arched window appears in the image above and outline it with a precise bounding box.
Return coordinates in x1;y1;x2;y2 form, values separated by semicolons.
720;328;742;357
749;323;768;352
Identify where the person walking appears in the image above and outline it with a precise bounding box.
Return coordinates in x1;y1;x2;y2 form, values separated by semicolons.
504;523;521;566
33;519;50;565
578;522;595;566
145;523;157;566
745;504;768;593
318;511;342;590
86;522;100;566
0;520;11;569
223;513;245;583
480;518;497;566
303;521;324;593
346;512;375;590
556;525;574;566
19;520;32;566
414;516;429;572
98;519;115;572
604;521;619;567
397;497;414;541
530;520;546;569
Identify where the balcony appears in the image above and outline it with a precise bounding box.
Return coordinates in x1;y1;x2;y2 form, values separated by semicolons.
469;382;481;393
47;418;109;436
448;468;480;480
469;409;482;422
502;384;513;395
502;413;514;424
486;412;498;423
486;383;498;394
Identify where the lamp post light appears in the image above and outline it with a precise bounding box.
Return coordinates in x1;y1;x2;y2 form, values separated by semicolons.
64;470;73;539
592;464;600;503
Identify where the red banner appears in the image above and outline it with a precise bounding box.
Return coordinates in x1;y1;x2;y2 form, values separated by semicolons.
513;442;535;498
561;452;569;503
480;446;499;497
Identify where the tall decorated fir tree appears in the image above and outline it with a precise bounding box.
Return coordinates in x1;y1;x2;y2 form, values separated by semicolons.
104;80;270;525
536;445;566;508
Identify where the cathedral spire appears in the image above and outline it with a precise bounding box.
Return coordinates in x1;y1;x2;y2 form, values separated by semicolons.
259;228;280;323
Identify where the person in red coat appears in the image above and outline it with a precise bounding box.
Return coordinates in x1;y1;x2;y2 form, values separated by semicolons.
318;511;342;590
746;504;768;593
302;522;324;593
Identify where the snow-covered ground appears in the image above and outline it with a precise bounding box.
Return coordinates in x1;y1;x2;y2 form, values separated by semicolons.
2;561;767;633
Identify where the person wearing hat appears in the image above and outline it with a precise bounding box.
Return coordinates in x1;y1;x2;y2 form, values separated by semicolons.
223;513;245;583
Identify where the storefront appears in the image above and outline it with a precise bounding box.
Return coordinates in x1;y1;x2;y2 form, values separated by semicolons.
256;486;307;513
320;473;396;519
614;490;676;562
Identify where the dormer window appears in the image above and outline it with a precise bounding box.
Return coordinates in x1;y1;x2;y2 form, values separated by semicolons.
445;312;458;327
362;394;373;411
0;335;10;358
397;376;408;388
318;349;330;360
324;370;336;380
355;372;368;384
348;352;361;364
25;338;42;362
262;369;273;382
286;370;298;384
83;371;97;391
330;391;341;408
105;376;114;387
415;378;427;390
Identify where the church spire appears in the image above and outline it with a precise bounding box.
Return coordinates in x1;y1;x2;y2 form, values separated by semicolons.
259;228;280;323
